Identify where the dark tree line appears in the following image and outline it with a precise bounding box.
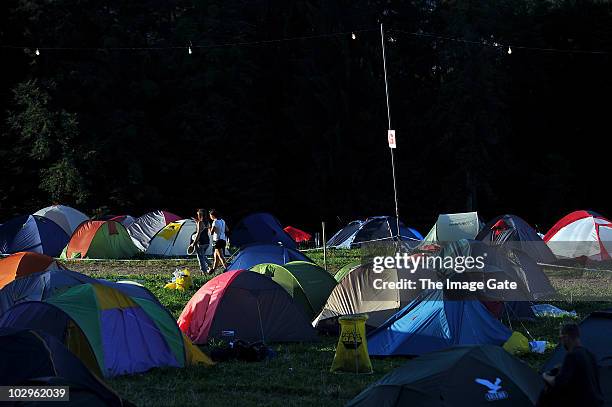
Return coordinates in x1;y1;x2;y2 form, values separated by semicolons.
1;0;611;233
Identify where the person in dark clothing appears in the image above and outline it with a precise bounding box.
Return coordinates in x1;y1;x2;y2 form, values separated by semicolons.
189;209;211;274
538;323;604;407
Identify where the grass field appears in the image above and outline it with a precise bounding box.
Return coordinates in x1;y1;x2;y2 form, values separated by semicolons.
64;250;612;407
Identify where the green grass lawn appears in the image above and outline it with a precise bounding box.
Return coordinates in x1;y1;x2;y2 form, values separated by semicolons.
64;252;612;407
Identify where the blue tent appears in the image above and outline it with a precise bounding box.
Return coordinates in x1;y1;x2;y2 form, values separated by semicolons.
0;215;69;257
231;213;296;249
227;244;311;271
367;289;511;356
0;268;159;315
327;216;422;249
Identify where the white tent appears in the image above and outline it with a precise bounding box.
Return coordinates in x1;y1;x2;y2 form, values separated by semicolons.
33;205;89;236
146;219;214;257
423;212;481;243
544;210;612;260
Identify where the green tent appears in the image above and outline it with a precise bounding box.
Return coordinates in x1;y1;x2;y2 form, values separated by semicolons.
250;261;336;320
60;220;140;259
348;345;543;406
334;261;360;282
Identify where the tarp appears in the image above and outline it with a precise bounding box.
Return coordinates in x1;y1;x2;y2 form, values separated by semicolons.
178;270;317;343
0;328;125;406
0;215;69;257
231;213;296;248
423;212;481;243
477;214;557;263
34;205;89;236
227;243;311;271
348;345;543;407
127;210;181;251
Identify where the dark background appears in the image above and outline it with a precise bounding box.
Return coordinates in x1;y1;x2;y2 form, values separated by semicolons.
1;0;610;235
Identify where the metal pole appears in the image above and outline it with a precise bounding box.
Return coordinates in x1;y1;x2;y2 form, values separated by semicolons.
380;23;401;241
322;221;327;271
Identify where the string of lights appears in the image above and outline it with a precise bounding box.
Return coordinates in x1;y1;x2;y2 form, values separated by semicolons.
0;26;610;56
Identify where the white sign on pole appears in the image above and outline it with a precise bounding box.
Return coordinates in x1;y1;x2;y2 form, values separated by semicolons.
388;130;397;149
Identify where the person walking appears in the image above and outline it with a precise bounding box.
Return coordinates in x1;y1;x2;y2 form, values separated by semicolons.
189;209;211;274
208;209;228;271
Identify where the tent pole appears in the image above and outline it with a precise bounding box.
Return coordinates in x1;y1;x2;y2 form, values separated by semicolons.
322;221;327;271
380;23;401;240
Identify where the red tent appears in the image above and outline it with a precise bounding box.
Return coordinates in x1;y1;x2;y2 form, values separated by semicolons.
283;226;312;243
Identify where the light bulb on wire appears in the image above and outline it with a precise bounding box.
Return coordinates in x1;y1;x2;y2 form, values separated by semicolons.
507;46;512;54
188;46;192;55
35;48;40;56
351;33;356;40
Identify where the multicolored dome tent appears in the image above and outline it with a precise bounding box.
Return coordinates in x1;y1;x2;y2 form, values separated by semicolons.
146;219;205;257
127;210;181;251
108;215;136;228
227;243;312;271
0;252;64;290
231;213;296;249
0;328;126;406
0;283;212;377
61;220;139;259
544;210;612;260
0;267;159;315
178;270;316;344
347;345;543;407
326;216;422;249
33;205;89;236
367;289;512;356
0;215;69;257
250;261;336;320
476;214;556;263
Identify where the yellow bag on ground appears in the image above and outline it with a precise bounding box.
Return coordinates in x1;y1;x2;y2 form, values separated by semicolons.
164;269;193;291
503;331;530;355
330;315;373;374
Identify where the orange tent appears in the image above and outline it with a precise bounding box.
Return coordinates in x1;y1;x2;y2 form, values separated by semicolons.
0;252;63;289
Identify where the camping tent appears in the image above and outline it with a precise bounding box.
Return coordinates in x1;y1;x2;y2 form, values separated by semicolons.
0;215;69;257
367;289;512;356
543;308;612;406
127;210;181;251
347;345;543;407
227;243;312;271
61;220;139;259
327;216;422;249
109;215;136;228
231;213;296;248
283;226;312;243
477;214;556;263
0;328;126;406
313;262;421;332
544;210;612;260
0;283;212;377
33;205;89;236
423;212;482;243
250;261;337;320
0;252;64;289
0;267;159;314
146;219;204;257
178;270;316;344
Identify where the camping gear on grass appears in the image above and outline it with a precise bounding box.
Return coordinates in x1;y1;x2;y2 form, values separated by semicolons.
164;268;193;291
